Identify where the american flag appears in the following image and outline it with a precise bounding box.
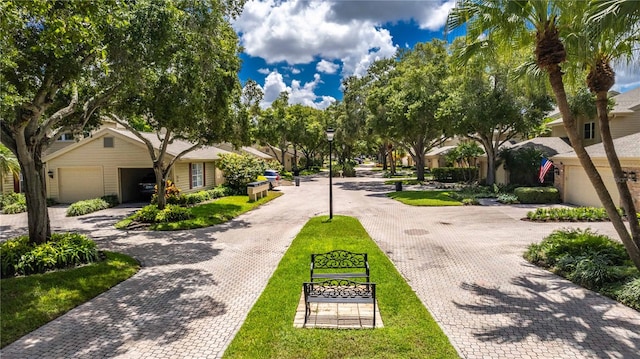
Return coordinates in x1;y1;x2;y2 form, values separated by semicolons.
539;157;553;183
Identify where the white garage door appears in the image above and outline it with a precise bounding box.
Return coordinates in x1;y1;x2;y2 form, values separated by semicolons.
564;165;618;207
59;167;104;203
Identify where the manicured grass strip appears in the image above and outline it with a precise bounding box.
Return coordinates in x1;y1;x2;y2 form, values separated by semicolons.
387;190;463;206
0;252;139;348
115;192;283;230
223;215;459;359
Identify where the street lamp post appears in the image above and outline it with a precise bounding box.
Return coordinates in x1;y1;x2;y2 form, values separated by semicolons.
326;128;335;220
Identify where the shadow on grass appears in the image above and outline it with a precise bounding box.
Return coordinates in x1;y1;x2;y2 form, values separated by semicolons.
1;268;226;357
454;271;640;358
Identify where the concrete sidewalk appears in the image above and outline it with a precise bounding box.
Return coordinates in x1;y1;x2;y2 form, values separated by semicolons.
2;174;639;358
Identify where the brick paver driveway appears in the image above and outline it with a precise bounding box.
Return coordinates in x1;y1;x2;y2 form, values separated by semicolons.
2;169;639;358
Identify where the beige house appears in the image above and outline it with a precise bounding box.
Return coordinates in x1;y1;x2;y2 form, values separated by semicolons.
216;143;274;161
256;146;297;170
548;87;640;144
43;127;231;203
553;132;640;210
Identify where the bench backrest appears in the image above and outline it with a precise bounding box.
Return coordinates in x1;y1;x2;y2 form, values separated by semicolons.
311;250;368;269
304;279;375;299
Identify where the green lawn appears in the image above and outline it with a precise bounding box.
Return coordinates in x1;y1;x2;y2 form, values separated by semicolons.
115;191;283;230
0;252;140;348
223;215;459;359
387;190;463;206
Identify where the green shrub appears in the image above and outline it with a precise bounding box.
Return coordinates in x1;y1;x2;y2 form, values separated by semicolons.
168;186;231;205
101;194;119;207
3;201;27;214
514;186;560;204
132;205;160;223
0;233;99;278
497;193;519;204
462;198;479;205
154;205;193;222
431;167;478;183
332;163;356;177
217;153;268;194
0;192;25;210
66;198;111;217
567;253;627;289
524;229;628;269
617;278;640;310
1;193;27;214
131;204;193;223
524;228;639;309
526;207;623;221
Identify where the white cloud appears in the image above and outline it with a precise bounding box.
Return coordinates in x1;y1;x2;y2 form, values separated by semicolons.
327;0;456;31
233;0;398;78
257;68;271;75
259;70;336;110
316;60;340;74
612;60;640;93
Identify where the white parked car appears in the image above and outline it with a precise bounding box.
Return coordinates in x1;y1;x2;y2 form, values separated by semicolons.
263;169;281;189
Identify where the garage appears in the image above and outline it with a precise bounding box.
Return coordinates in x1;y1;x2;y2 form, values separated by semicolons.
119;168;154;203
564;165;618;207
58;167;104;203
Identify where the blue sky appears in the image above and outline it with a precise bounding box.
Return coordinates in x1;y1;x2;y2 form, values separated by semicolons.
232;0;640;109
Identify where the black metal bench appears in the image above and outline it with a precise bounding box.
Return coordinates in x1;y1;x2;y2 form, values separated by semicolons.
310;250;369;282
303;279;376;327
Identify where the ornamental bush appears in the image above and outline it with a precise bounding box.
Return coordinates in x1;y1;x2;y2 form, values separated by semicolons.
1;192;27;214
514;186;560;204
526;207;623;221
0;233;100;278
131;204;193;223
67;198;111;216
431;167;478;183
524;229;639;309
216;153;268;194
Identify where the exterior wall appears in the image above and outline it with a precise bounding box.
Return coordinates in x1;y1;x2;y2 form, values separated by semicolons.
550;124;566;138
46;134;153;202
624;166;640;213
1;174;15;194
173;161;221;194
611;112;640;139
553;162;566;202
549;112;639;144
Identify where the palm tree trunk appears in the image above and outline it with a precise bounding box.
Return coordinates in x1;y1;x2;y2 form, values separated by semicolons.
594;90;640;261
548;66;640;269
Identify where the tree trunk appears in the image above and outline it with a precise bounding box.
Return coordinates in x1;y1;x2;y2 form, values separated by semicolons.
412;141;426;181
594;90;640;265
482;138;496;185
12;127;50;245
547;66;640;269
155;166;167;210
20;152;51;245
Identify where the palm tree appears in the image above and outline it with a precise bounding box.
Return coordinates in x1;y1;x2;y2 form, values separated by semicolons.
0;144;21;182
447;0;640;269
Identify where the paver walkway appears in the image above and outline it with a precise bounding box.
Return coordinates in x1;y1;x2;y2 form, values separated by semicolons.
2;169;639;358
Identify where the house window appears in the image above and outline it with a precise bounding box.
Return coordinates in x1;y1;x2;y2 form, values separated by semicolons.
104;137;114;148
58;133;74;141
584;122;595;139
191;163;203;188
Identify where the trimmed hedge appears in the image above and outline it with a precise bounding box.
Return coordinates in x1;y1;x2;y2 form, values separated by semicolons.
514;186;560;204
431;167;478;183
0;233;101;278
526;207;624;221
166;186;231;206
131;204;194;223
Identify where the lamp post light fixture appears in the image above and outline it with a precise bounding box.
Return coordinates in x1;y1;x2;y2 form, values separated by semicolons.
326;128;335;220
